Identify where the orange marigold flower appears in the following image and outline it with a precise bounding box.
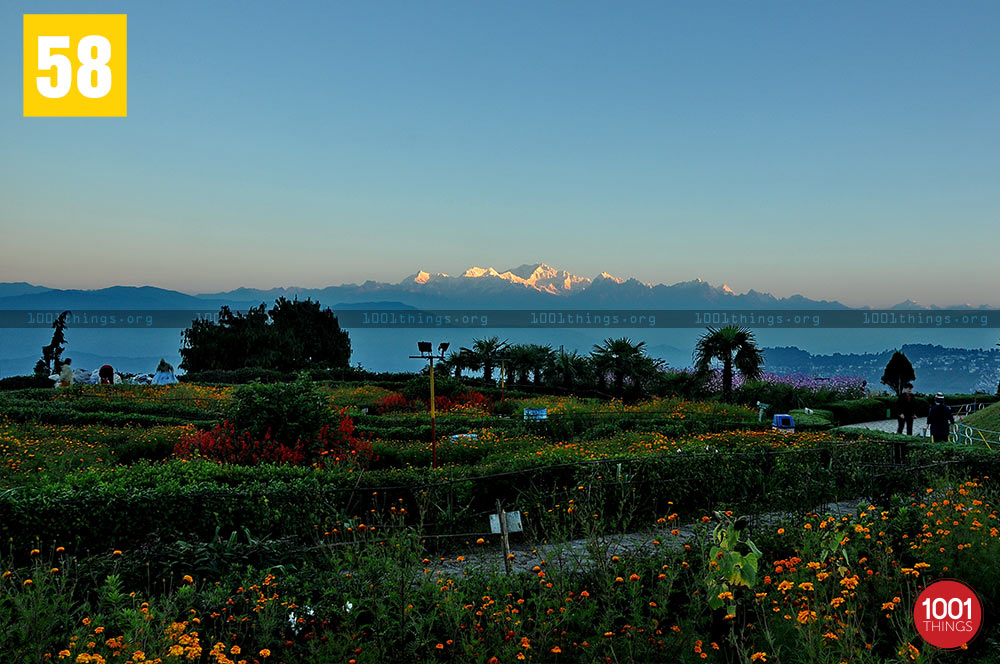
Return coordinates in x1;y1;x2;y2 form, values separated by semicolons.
750;653;767;662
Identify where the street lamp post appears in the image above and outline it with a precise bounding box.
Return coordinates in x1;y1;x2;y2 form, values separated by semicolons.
410;341;449;469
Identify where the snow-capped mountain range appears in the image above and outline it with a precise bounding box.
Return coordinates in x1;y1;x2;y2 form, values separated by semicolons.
0;264;992;309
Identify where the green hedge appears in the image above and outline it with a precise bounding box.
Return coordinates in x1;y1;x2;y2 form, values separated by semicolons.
0;375;53;391
0;403;216;428
3;439;994;550
827;394;999;425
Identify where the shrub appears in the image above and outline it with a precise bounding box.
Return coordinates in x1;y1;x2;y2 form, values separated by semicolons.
0;375;53;391
225;375;328;448
400;375;468;402
175;410;371;467
179;367;289;384
373;392;419;414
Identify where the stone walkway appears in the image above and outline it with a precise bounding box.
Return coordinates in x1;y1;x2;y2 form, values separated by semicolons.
843;417;930;436
429;500;863;577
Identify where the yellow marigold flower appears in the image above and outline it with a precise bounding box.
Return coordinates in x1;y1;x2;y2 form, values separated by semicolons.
30;549;40;557
58;650;71;659
230;646;240;655
750;652;767;662
797;610;817;624
23;579;33;586
717;591;734;601
258;650;270;658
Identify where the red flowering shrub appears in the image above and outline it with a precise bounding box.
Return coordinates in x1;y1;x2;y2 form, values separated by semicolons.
435;390;491;413
175;409;372;467
373;392;419;414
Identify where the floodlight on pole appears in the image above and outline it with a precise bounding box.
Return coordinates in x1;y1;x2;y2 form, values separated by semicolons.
409;340;449;469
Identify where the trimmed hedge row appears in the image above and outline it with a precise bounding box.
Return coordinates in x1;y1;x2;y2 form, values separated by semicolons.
3;438;993;550
827;394;999;425
0;375;53;391
0;403;216;428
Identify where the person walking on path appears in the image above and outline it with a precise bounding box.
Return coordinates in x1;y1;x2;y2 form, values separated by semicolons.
896;384;917;435
927;393;955;443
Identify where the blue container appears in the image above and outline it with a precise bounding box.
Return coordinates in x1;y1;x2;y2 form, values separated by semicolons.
771;414;795;430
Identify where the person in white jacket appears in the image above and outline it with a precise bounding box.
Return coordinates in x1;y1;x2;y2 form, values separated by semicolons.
152;358;179;385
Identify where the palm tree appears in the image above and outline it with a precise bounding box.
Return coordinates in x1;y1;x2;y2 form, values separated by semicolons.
526;344;556;386
693;326;764;402
505;344;534;386
462;336;508;386
442;348;477;380
549;349;589;393
590;337;649;397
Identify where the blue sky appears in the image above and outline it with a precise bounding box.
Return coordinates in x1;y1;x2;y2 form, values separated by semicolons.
2;1;998;306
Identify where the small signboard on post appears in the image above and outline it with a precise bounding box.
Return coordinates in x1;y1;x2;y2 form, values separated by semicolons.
523;408;548;421
489;511;523;534
492;502;522;574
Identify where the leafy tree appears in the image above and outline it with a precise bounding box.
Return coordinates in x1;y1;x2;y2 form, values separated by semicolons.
694;326;764;403
33;310;71;377
462;337;509;386
880;350;916;396
180;298;350;373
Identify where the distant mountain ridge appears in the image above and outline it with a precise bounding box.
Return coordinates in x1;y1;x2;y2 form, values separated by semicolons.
192;263;848;309
1;264;996;309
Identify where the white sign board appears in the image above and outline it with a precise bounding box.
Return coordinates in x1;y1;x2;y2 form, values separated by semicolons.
489;511;523;534
523;408;548;421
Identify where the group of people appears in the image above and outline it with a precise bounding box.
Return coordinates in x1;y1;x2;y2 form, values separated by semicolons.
896;385;955;442
55;358;117;386
52;358;178;387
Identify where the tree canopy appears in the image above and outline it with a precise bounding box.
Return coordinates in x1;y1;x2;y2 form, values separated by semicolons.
180;298;351;373
693;326;764;402
880;350;915;396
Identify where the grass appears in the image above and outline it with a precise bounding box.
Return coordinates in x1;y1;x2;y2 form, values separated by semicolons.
962;400;1000;432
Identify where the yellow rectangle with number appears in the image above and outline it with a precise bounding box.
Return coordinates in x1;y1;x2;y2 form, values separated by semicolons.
23;14;127;117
